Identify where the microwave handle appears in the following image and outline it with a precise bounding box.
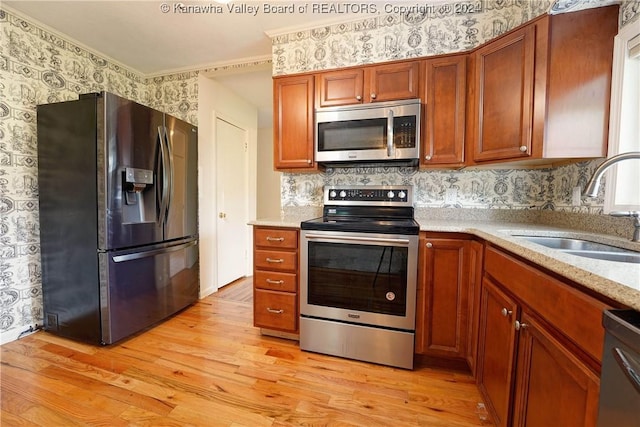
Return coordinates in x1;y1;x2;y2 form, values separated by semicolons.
387;109;394;157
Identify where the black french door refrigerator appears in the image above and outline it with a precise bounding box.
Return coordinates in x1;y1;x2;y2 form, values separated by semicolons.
37;92;199;344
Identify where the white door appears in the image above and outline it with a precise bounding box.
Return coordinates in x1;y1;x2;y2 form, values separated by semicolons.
216;118;248;287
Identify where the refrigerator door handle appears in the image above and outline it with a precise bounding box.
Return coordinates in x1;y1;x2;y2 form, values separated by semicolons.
112;240;197;263
156;126;169;226
163;125;174;220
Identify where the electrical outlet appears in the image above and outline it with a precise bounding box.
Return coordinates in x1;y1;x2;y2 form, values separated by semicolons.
572;186;582;206
445;188;457;204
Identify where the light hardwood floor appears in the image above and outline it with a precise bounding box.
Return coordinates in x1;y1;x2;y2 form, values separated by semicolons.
1;278;491;426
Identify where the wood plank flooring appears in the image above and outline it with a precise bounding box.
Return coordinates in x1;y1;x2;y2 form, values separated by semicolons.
1;278;492;426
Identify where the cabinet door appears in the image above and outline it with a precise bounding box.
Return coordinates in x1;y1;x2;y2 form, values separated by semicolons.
422;55;467;167
415;237;469;358
316;69;364;107
466;240;483;376
512;313;599;427
473;25;535;162
273;75;315;170
477;277;519;427
366;61;420;103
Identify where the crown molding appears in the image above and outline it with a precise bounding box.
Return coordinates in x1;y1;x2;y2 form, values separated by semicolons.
151;55;272;79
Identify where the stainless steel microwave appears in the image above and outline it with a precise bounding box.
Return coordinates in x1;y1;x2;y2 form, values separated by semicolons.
315;99;421;166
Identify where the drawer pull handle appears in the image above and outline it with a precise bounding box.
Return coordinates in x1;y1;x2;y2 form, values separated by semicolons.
266;236;285;242
266;258;284;263
266;279;285;285
267;308;284;314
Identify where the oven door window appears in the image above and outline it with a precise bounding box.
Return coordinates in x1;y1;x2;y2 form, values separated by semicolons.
307;241;408;316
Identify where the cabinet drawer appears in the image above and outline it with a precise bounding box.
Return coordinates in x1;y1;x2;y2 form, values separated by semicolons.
484;245;610;363
254;289;297;332
254;270;297;292
254;250;297;272
254;228;298;249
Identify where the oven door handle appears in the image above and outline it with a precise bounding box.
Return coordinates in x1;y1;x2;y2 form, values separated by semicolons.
304;234;411;245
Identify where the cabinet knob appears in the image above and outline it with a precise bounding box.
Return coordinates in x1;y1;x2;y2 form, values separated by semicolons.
218;212;226;219
356;95;362;101
370;93;377;100
307;159;312;164
501;308;513;317
519;145;528;152
424;155;432;161
514;320;528;330
426;242;433;248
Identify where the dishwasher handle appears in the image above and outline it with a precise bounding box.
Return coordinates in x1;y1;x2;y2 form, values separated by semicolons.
613;347;640;394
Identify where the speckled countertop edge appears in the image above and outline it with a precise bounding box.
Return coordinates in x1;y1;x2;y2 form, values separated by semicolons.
249;217;640;311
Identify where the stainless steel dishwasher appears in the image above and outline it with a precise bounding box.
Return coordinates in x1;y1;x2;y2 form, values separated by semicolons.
597;309;640;427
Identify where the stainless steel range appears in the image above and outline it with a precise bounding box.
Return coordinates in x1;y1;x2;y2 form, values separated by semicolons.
299;185;419;369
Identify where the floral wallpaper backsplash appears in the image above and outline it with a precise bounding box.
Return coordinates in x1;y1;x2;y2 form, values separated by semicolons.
0;8;198;343
281;160;606;213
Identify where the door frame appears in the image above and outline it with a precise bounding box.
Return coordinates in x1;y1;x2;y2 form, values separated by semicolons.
215;115;250;288
198;110;256;297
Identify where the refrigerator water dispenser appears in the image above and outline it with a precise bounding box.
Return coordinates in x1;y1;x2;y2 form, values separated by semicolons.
123;167;154;223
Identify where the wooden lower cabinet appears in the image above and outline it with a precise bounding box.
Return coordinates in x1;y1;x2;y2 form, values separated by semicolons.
512;313;599;427
253;289;298;332
466;240;484;376
415;233;478;361
252;226;299;335
477;278;519;427
477;245;612;427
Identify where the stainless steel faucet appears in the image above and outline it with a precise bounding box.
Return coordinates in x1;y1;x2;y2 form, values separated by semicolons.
582;151;640;242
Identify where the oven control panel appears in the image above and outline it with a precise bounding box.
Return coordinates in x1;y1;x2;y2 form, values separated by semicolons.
324;185;412;205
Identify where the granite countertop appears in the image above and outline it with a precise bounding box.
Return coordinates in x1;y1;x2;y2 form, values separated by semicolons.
249;215;640;311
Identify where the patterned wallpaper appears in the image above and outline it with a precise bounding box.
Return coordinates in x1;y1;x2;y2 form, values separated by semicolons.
0;8;199;343
273;0;638;76
282;161;606;213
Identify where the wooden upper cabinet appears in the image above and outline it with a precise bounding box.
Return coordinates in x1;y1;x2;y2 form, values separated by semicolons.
470;5;618;165
273;75;316;171
367;61;420;103
539;6;618;159
316;61;420;107
472;25;535;163
316;68;364;107
421;55;467;167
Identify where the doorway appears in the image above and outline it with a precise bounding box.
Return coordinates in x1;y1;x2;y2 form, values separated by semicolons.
216;117;249;288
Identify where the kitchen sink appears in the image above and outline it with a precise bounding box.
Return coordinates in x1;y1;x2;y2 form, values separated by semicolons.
512;235;640;264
